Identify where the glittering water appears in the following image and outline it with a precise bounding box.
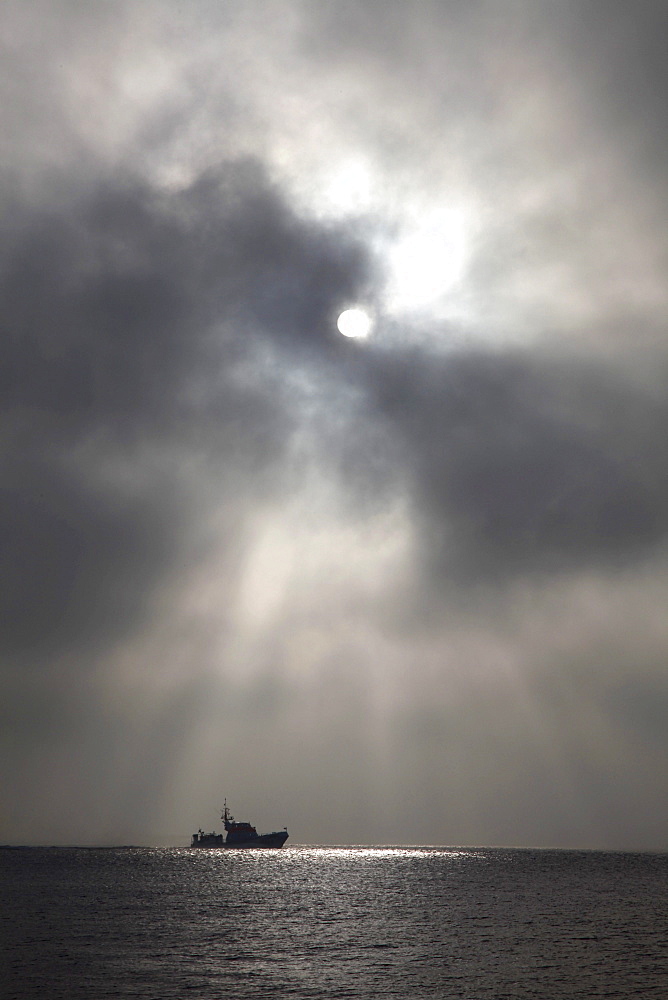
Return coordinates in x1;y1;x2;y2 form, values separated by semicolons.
2;846;666;998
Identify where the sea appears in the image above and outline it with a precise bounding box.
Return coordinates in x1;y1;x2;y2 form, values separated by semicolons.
1;846;666;999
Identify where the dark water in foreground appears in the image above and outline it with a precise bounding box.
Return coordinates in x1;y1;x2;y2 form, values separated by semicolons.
1;846;666;998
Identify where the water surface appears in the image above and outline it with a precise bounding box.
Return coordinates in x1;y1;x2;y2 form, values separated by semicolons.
2;846;666;998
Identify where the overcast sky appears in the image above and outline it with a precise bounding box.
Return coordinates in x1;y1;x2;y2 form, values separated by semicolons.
2;1;667;849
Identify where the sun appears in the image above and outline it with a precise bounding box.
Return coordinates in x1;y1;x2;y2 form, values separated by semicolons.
337;307;372;339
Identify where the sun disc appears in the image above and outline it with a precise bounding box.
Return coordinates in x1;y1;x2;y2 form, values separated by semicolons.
337;308;372;339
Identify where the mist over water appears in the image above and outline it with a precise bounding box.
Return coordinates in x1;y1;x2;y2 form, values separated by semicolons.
3;846;665;998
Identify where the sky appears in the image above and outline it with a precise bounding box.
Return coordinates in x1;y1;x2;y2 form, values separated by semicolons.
1;0;667;849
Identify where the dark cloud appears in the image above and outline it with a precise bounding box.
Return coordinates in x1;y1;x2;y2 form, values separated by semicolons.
566;1;668;175
359;345;668;584
0;466;178;659
0;160;373;664
1;162;372;422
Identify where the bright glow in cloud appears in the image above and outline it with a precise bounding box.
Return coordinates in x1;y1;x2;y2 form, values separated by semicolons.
384;208;470;314
323;158;374;215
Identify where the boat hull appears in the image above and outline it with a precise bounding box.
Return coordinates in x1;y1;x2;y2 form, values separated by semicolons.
251;831;289;848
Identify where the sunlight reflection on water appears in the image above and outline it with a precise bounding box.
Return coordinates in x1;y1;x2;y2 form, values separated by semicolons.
2;846;666;999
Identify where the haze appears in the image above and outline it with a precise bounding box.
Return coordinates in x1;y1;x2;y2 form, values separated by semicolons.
1;1;667;850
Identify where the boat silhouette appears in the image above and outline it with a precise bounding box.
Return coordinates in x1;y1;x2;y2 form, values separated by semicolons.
191;800;288;848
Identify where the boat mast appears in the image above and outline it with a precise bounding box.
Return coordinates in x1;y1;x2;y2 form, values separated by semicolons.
222;799;234;830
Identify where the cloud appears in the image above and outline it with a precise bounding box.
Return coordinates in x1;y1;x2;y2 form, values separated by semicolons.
0;160;373;666
357;344;668;586
2;0;668;849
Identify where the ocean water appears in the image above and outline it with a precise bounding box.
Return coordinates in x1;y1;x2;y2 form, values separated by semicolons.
1;846;666;999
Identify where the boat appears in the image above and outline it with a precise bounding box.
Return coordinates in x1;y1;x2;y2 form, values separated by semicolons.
191;800;289;849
